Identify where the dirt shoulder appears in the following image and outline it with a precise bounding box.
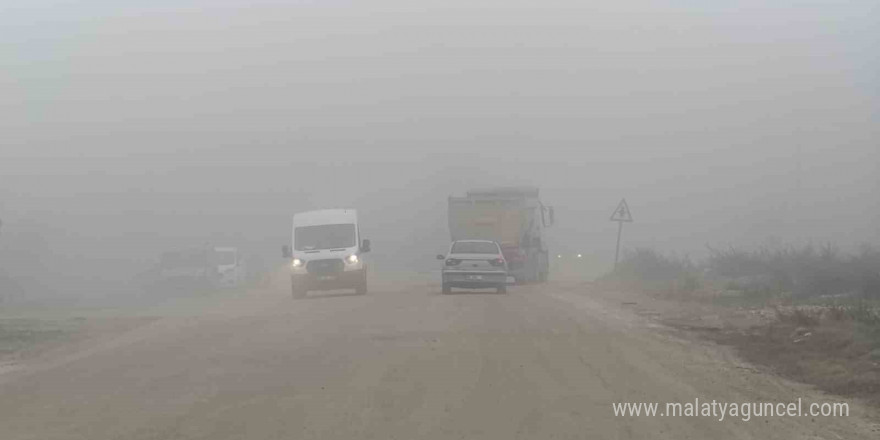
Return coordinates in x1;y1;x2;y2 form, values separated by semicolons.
587;284;880;407
0;314;158;378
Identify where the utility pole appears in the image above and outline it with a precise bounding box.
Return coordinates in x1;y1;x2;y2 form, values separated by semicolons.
614;220;623;269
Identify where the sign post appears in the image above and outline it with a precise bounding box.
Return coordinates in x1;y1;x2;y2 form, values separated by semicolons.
609;198;633;270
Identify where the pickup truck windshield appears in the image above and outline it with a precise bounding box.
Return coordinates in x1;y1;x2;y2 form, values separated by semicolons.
452;241;499;254
295;224;356;250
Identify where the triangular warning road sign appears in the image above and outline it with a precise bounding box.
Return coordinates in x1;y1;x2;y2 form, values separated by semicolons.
610;198;633;222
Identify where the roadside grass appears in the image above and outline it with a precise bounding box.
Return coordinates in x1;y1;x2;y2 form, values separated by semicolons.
600;244;880;404
710;305;880;402
597;248;703;299
706;243;880;301
0;318;82;359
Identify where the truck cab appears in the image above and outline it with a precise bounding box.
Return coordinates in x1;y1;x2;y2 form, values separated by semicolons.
282;209;370;298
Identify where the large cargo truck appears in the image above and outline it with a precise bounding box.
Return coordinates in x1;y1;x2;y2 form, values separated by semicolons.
448;187;554;283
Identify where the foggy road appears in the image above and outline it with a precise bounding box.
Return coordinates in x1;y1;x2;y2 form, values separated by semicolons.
0;279;875;440
3;1;879;438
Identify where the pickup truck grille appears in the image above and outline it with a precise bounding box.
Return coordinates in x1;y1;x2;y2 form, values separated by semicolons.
306;259;343;275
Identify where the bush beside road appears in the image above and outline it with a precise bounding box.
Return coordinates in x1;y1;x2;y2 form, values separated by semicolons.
597;245;880;405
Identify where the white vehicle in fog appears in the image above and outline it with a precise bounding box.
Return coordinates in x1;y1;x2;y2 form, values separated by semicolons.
211;247;245;287
156;246;245;288
437;240;509;294
282;209;371;298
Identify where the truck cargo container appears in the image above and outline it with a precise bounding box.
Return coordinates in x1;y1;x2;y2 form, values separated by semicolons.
448;187;553;283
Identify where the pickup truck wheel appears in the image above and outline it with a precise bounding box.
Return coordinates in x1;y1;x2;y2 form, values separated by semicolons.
496;285;507;294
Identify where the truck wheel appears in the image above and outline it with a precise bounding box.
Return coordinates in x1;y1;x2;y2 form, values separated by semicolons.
442;283;451;294
355;270;367;295
496;285;507;294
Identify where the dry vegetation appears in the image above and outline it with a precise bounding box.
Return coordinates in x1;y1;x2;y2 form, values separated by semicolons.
600;245;880;403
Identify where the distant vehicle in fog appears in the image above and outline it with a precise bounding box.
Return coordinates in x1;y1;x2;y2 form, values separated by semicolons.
156;246;246;289
437;240;509;294
282;209;371;299
448;187;553;284
210;247;246;287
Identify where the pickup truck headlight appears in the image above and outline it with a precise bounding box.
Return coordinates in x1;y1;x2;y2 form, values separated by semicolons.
292;258;304;268
345;254;359;264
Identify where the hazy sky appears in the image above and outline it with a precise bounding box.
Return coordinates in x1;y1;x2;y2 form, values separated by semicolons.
2;0;878;290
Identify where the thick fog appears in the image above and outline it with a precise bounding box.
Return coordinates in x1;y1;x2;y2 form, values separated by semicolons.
2;0;878;298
